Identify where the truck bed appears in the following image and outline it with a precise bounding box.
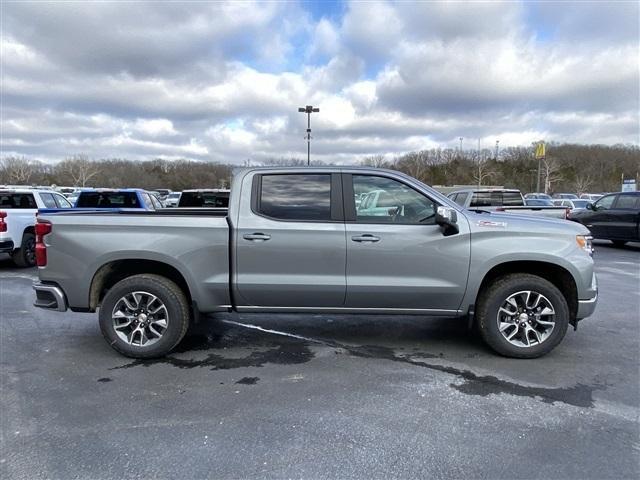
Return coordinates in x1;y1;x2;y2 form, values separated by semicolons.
36;208;232;312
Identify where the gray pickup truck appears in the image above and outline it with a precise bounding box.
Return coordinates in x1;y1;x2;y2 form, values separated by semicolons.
33;167;598;359
448;188;569;219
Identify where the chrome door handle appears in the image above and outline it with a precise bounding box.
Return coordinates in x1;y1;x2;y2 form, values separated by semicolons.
351;234;380;243
243;233;271;241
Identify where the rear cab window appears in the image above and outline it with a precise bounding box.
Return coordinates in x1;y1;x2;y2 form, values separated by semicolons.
76;192;141;208
0;193;37;209
179;191;230;208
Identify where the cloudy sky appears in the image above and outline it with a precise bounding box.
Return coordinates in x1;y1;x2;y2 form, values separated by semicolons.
1;0;638;164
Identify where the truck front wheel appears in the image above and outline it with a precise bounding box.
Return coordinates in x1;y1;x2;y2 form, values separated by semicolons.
476;274;569;358
99;274;190;358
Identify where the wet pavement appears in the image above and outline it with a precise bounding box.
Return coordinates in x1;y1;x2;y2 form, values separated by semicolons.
1;241;639;479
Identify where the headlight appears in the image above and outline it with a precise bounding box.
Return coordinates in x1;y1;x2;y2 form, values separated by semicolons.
576;235;593;256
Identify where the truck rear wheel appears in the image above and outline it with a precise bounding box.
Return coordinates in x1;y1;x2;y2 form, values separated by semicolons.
99;274;190;358
476;274;569;358
11;232;36;268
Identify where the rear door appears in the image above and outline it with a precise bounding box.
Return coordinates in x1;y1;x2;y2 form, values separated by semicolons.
609;194;640;240
234;172;346;307
343;173;470;312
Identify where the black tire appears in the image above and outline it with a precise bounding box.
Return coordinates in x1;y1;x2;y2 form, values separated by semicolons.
476;274;569;359
611;240;627;247
11;232;36;268
99;274;191;358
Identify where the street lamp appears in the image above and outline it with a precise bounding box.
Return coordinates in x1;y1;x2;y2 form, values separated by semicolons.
298;105;320;166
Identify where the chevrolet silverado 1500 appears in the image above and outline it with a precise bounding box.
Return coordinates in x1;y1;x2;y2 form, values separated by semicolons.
448;188;569;219
33;168;598;359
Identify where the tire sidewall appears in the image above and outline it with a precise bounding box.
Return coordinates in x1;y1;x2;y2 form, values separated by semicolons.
11;232;35;268
480;276;569;358
99;276;189;358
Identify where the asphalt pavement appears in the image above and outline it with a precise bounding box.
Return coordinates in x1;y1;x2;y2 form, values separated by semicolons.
1;241;639;479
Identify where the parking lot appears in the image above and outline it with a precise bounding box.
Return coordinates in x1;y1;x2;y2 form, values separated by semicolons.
1;241;638;479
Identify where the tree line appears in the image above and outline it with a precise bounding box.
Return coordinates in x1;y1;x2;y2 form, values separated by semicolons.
1;143;638;194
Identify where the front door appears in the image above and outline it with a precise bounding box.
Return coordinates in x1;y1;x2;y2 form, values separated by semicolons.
585;194;616;238
235;172;346;307
344;173;470;312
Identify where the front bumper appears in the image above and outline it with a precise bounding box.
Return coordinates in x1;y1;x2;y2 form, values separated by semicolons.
576;273;598;319
33;282;68;312
0;240;15;254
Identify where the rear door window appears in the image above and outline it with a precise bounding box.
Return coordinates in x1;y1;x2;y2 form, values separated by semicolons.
257;174;332;221
614;195;639;210
0;193;37;209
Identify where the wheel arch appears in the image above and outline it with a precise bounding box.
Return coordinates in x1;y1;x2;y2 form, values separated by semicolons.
474;260;578;324
89;259;193;312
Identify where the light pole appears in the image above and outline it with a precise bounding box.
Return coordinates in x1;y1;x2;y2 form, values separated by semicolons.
459;137;463;156
298;105;319;166
495;140;500;160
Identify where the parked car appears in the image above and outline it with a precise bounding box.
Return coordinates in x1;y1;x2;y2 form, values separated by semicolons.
178;189;230;208
164;192;182;207
73;189;160;210
525;198;554;206
55;186;79;197
0;188;71;267
448;189;569;219
524;193;552;200
580;193;603;202
153;189;172;201
552;193;579;200
34;167;597;359
552;199;592;211
568;191;640;247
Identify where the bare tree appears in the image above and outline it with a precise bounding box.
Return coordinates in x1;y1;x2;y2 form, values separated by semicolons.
541;157;563;194
473;158;496;187
0;156;39;185
57;154;101;186
573;174;594;195
361;154;388;168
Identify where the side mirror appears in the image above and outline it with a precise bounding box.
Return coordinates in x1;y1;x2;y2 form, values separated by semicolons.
586;203;595;211
435;206;459;236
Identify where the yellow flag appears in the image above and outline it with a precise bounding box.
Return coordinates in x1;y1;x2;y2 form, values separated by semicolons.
535;142;546;159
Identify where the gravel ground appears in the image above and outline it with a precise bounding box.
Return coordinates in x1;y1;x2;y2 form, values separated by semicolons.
1;241;638;479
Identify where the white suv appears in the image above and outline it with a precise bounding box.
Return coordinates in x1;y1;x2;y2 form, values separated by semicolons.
0;188;72;267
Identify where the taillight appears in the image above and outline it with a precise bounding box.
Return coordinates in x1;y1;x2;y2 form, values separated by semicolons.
35;220;52;267
565;207;570;219
0;211;6;233
495;207;505;212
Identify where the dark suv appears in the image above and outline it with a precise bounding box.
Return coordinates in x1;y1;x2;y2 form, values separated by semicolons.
568;191;640;246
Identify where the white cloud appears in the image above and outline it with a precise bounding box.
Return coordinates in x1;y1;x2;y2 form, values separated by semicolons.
1;0;638;164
